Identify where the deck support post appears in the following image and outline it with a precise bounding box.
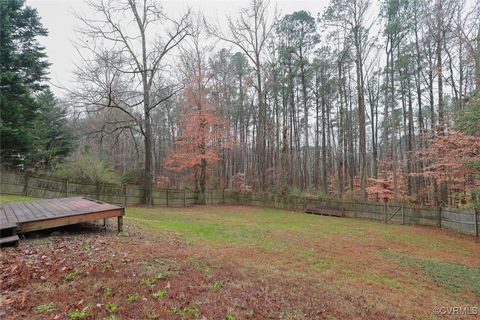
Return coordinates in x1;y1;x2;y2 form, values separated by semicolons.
117;216;123;233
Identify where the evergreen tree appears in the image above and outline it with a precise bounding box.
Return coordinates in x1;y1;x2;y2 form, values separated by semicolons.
0;0;50;165
1;0;73;169
33;89;75;169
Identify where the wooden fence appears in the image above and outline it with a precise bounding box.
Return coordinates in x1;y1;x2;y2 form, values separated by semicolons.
0;171;226;207
222;189;479;237
1;171;478;237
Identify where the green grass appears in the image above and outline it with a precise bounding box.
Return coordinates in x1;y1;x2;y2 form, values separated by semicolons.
384;249;480;297
105;302;119;313
64;269;80;281
124;205;480;301
2;193;478;312
123;205;478;260
153;289;167;299
33;302;55;313
419;260;480;297
127;293;139;302
361;272;403;290
68;309;88;319
0;194;38;203
103;287;112;297
125;206;371;248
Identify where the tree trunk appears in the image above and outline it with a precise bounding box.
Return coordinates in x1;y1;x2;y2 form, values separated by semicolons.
200;158;207;204
390;47;398;201
314;72;320;189
300;60;309;189
321;74;328;195
143;112;153;205
355;30;367;199
255;57;266;191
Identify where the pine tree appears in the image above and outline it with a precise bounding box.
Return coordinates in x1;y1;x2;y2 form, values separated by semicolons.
0;0;50;165
33;89;75;169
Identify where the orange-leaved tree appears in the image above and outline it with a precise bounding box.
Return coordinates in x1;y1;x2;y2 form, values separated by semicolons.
415;131;480;206
164;73;229;204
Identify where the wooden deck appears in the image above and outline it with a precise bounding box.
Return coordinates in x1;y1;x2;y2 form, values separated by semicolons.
0;197;124;246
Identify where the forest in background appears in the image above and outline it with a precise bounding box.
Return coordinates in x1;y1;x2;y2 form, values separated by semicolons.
1;0;479;206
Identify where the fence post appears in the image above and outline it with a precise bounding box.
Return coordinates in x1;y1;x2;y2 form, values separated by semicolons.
384;201;388;223
65;179;69;197
438;206;442;228
223;188;225;205
474;208;478;237
401;204;405;225
122;184;127;207
166;189;169;207
96;182;100;200
184;189;186;206
23;173;29;196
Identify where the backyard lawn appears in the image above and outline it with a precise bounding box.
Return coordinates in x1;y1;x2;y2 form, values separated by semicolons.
1;196;479;319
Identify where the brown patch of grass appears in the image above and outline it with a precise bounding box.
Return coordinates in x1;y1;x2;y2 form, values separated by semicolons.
1;205;479;319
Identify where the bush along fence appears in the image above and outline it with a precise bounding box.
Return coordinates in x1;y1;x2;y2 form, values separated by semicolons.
1;171;478;237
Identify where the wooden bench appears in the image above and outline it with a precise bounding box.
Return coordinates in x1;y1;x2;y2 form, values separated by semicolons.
305;203;344;217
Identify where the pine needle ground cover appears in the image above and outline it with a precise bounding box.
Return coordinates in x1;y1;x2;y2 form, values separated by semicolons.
1;199;479;319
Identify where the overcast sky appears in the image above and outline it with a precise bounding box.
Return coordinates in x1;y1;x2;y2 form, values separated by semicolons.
28;0;331;96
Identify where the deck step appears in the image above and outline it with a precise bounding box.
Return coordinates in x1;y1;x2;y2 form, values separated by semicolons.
0;234;19;247
0;222;17;230
0;222;18;238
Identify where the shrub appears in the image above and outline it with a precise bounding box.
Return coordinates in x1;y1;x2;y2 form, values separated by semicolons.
121;169;144;184
53;153;117;184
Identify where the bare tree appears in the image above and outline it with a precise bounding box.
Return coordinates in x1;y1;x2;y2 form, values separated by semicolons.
73;0;190;204
60;0;480;207
206;0;276;191
324;0;372;199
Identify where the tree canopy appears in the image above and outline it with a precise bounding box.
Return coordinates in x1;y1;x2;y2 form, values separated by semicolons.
0;0;73;168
